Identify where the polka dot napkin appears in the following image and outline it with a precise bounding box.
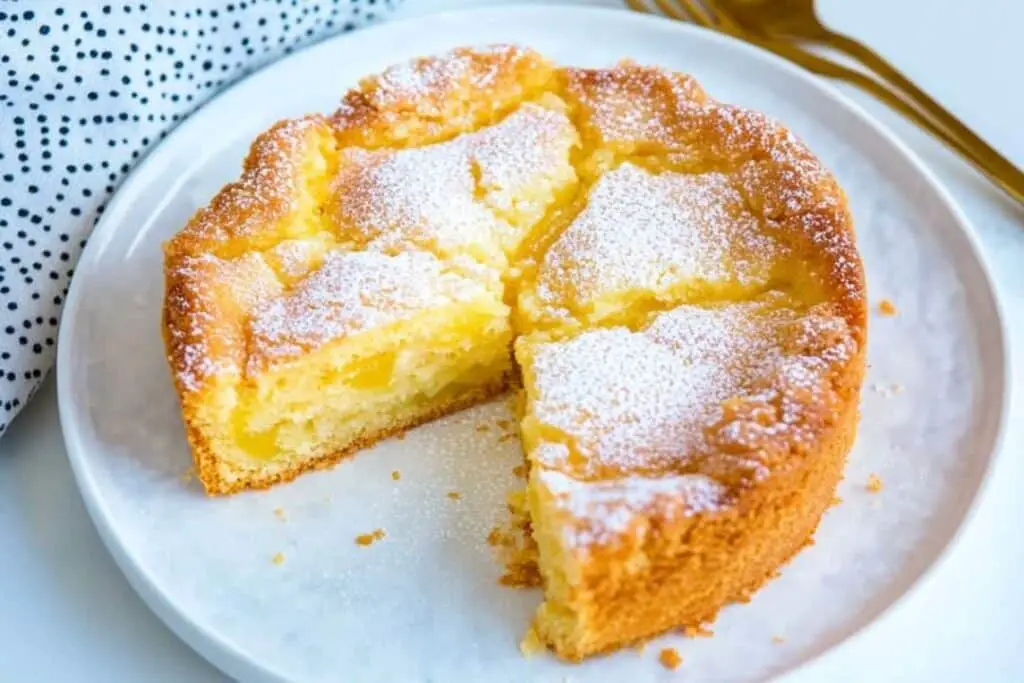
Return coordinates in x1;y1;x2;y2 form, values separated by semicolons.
0;0;399;437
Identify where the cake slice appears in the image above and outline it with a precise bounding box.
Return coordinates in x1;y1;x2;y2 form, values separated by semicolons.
162;46;578;495
516;162;788;333
329;98;579;268
515;301;861;659
165;247;511;494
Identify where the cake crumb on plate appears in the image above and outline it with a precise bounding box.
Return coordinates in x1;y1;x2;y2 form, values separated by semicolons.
866;473;884;493
391;470;401;481
659;647;683;670
877;298;898;316
273;507;286;521
271;552;286;565
355;528;386;546
447;491;462;501
771;635;785;644
682;624;713;638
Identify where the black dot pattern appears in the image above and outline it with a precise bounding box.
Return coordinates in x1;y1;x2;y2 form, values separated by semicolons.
0;0;400;436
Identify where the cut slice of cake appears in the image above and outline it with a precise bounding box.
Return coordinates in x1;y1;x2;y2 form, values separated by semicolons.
516;301;862;659
329;99;579;268
163;46;579;495
515;162;789;333
165;247;510;494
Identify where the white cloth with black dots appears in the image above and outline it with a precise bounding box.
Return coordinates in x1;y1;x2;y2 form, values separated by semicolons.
0;0;399;438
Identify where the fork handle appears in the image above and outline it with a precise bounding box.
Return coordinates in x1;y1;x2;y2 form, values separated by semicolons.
753;35;1024;204
819;29;1024;204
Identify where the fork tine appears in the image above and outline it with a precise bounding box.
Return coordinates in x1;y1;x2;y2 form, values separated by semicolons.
693;0;746;35
669;0;712;26
653;0;692;22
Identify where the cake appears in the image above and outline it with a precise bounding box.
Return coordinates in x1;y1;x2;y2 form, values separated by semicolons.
162;45;866;660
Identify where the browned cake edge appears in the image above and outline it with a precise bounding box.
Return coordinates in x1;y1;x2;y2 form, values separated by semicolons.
531;354;864;660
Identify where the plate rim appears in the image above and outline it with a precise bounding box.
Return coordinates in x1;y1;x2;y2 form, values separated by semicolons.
55;5;1011;682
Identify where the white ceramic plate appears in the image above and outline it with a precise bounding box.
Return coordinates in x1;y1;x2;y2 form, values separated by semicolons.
57;6;1008;682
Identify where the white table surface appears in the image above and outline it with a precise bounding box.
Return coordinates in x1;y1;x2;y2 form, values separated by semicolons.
2;1;1022;681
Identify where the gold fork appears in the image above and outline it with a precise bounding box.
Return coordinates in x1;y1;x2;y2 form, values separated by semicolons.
627;0;1024;204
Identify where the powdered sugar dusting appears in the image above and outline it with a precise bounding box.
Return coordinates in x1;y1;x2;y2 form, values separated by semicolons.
526;302;855;476
365;44;525;111
524;301;857;547
246;250;490;375
331;103;576;263
526;304;767;475
538;469;728;547
535;163;777;313
172;116;331;254
564;63;707;147
165;252;284;392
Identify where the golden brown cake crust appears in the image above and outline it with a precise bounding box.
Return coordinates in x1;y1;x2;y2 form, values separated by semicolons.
161;45;866;661
331;44;558;148
529;365;863;660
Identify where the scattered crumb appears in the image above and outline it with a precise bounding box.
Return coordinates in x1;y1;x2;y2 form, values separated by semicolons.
179;467;194;484
772;635;785;645
490;494;542;587
271;552;286;566
355;528;387;546
499;561;541;587
273;507;287;521
831;495;843;507
866;473;884;493
512;463;528;479
520;625;544;657
633;641;648;654
391;470;401;481
878;298;898;316
498;432;518;443
447;491;462;501
659;647;683;671
475;423;490;433
682;624;714;638
496;418;513;431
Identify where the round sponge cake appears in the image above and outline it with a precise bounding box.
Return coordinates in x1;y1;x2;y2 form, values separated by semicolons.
162;45;866;661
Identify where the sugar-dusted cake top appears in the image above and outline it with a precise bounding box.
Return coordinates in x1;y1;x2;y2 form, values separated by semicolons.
519;300;859;547
162;45;866;520
521;301;856;477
